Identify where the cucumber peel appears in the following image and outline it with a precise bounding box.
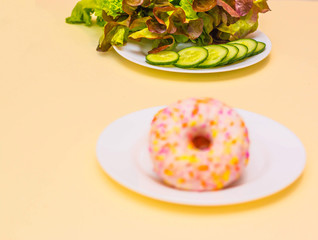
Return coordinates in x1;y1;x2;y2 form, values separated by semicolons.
252;41;266;56
227;43;248;63
229;38;258;57
217;44;239;66
145;38;266;69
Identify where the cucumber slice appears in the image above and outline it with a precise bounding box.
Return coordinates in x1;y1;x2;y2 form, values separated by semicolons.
146;51;179;65
230;39;258;57
227;43;248;63
217;44;239;66
174;47;208;68
197;45;228;68
252;41;266;56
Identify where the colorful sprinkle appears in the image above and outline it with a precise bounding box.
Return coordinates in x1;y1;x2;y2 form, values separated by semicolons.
149;98;250;191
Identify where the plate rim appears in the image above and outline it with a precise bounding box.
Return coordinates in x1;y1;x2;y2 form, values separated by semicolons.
96;106;306;206
113;30;272;74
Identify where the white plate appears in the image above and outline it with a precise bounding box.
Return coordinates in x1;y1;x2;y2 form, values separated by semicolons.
96;106;306;206
113;30;271;73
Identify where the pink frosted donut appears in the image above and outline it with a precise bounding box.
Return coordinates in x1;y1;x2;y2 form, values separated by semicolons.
148;98;250;191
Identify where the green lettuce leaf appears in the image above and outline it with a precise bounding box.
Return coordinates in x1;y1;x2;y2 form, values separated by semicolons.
130;17;152;31
96;16;106;26
179;0;198;19
65;0;97;26
174;35;189;43
66;0;126;25
97;0;125;19
198;12;214;33
97;17;130;51
253;0;270;13
167;7;187;35
195;12;214;45
129;28;163;39
207;6;222;28
149;35;176;53
111;26;129;46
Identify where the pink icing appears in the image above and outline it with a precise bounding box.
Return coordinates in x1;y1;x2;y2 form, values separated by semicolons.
148;97;250;191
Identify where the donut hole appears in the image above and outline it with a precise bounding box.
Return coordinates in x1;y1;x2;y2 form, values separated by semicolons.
191;135;211;150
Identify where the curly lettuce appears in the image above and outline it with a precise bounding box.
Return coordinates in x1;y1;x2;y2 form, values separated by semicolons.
217;0;270;40
66;0;270;53
97;0;125;19
179;0;198;20
65;0;97;26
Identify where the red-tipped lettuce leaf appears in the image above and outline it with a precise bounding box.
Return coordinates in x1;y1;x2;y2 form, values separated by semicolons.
122;0;147;15
217;0;270;40
217;0;240;18
129;28;163;39
235;0;253;16
167;7;187;34
124;0;144;6
152;0;171;5
148;35;176;54
97;17;130;52
128;29;175;53
254;0;270;13
102;10;117;22
192;0;217;12
122;3;136;15
153;5;176;25
130;16;152;31
142;0;152;7
187;18;204;39
197;12;214;33
149;6;204;40
123;0;151;7
146;19;167;34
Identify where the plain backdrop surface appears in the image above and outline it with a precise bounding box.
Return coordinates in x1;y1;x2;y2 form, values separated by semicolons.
1;1;318;239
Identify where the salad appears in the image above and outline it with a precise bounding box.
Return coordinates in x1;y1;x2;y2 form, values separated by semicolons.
66;0;270;53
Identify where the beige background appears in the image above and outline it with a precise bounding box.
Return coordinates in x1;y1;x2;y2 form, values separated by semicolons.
1;0;318;239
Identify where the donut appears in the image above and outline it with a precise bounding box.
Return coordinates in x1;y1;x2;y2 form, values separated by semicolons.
148;97;250;191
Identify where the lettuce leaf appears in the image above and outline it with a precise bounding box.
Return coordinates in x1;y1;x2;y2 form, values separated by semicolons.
144;6;204;40
217;0;270;40
66;0;125;25
216;0;240;18
195;12;214;45
193;0;217;12
128;28;176;53
130;17;152;31
66;0;270;53
235;0;253;16
179;0;198;19
97;17;130;51
97;0;125;19
174;35;189;43
149;35;176;53
253;0;270;13
65;0;97;26
129;28;163;39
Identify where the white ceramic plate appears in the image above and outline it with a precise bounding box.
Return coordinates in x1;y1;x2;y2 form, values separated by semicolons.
113;30;271;73
96;106;306;206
